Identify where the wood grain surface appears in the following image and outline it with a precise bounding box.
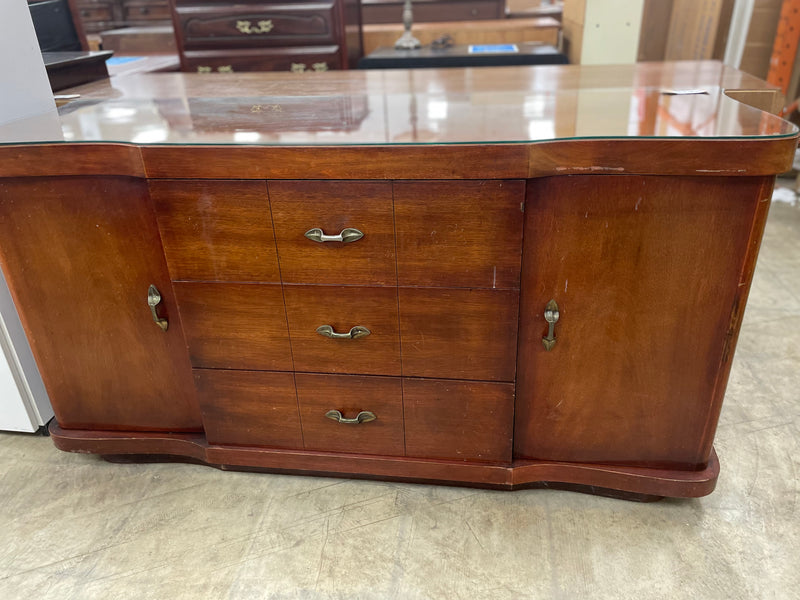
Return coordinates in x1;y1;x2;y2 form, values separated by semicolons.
174;282;293;371
283;285;401;376
295;373;405;456
269;180;396;285
151;179;280;282
394;180;525;289
0;176;201;431
399;287;519;381
514;175;767;466
194;369;303;449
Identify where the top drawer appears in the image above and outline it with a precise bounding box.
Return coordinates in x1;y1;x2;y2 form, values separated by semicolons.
151;180;280;283
175;3;338;50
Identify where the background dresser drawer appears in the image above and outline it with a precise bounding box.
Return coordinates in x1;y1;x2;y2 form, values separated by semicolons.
124;1;171;21
284;285;401;376
296;373;404;456
183;46;342;73
151;180;280;283
195;369;303;449
269;180;396;286
175;283;293;371
77;3;114;22
394;180;525;289
399;288;519;381
176;3;338;49
403;379;514;463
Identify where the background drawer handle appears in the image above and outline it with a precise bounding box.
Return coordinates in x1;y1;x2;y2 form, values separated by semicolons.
325;410;376;424
147;285;169;332
316;325;371;339
542;299;559;351
304;227;364;243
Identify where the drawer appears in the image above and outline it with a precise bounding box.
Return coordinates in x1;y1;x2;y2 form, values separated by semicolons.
283;285;401;376
269;181;396;286
124;1;171;21
296;373;404;456
175;282;293;371
77;4;113;22
195;369;303;449
183;46;341;73
176;3;337;49
394;180;525;289
399;288;519;382
151;180;280;283
403;378;514;463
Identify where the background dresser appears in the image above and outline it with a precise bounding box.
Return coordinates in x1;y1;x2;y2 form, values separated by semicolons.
168;0;363;72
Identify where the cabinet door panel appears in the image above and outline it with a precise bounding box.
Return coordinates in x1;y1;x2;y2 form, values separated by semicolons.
515;175;767;466
0;177;200;431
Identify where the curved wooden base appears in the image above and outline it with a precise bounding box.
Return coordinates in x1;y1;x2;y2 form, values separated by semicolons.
49;423;719;499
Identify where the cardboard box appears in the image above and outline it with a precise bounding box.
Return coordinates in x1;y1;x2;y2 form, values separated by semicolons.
664;0;723;60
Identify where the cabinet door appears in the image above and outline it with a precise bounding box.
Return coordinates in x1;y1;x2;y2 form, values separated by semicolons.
0;177;201;431
515;175;770;466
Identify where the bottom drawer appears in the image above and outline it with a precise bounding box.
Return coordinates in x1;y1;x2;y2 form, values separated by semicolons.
195;369;303;449
183;47;342;73
403;378;514;463
296;373;405;456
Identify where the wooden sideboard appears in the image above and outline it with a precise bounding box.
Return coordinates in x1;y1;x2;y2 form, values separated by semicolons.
168;0;363;73
0;63;795;499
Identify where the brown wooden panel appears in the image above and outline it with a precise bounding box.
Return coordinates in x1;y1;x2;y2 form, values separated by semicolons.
174;282;293;370
515;175;765;466
295;373;404;456
394;180;525;289
0;176;200;431
0;144;144;178
403;378;514;463
283;285;400;376
194;369;302;448
399;288;518;381
150;179;280;282
268;180;396;286
141;145;530;180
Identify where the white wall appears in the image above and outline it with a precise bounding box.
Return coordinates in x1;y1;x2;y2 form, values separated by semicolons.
0;0;57;125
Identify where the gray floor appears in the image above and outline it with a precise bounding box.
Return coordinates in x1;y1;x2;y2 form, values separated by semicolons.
1;187;798;600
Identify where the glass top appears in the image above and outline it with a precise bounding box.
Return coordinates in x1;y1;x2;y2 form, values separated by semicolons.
1;66;796;146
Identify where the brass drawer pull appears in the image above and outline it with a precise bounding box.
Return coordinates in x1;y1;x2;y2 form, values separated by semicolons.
325;410;376;424
542;299;559;351
316;325;370;339
147;285;169;332
304;227;364;243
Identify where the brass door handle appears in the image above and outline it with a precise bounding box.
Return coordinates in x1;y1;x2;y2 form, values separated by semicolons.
542;299;559;351
304;227;364;243
147;285;169;332
325;410;377;424
316;325;371;339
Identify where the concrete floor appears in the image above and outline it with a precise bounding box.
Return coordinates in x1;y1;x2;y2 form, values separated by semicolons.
1;188;798;600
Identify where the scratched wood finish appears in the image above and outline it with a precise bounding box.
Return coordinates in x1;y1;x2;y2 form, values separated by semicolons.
268;180;396;285
514;175;767;466
0;177;201;431
403;378;514;463
399;288;519;381
394;180;525;289
174;282;293;371
150;179;280;282
194;369;303;449
295;373;405;456
283;285;401;376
